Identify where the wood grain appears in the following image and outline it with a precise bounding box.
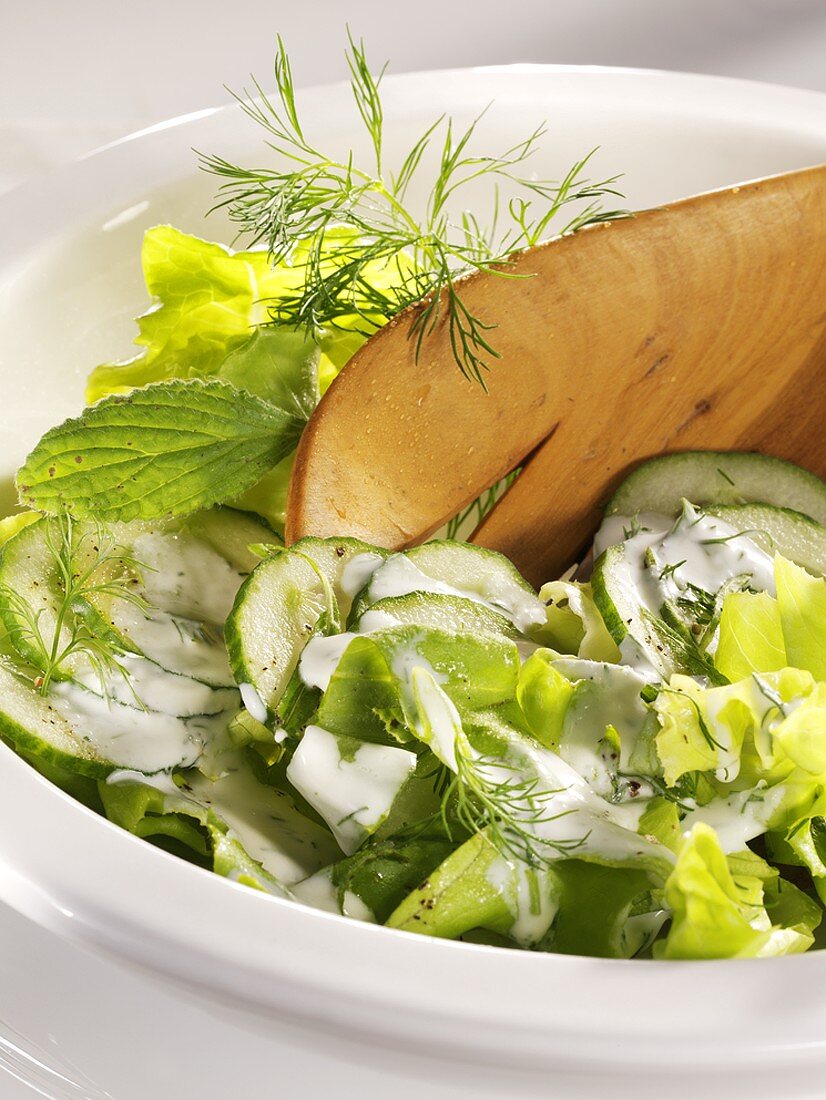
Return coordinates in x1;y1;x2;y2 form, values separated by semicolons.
287;164;826;585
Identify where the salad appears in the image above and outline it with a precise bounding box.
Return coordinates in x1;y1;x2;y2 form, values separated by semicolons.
2;39;826;961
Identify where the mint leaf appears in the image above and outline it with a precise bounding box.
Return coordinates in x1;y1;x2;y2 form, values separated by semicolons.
217;326;320;419
17;379;301;520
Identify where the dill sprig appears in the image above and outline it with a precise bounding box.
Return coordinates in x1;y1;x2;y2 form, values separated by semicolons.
201;33;626;386
440;739;587;868
0;515;147;696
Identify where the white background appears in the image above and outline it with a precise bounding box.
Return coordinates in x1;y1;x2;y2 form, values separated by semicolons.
2;0;826;195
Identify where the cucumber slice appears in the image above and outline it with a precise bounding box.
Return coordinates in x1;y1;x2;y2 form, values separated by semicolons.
0;660;111;777
350;540;545;634
175;506;274;573
225;550;331;717
607;452;826;525
226;538;389;725
591;544;726;684
0;654;227;776
0;509;262;686
0;509;264;776
356;591;519;638
708;503;826;578
290;536;387;620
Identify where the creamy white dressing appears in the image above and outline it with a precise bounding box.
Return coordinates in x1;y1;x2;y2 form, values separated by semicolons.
105;768;181;796
680;784;787;853
49;681;226;772
291;869;376;922
73;655;236;718
618;635;660;680
298;633;359;692
551;658;652;796
285;725;417;855
355;607;401;633
185;760;340;885
594;513;671;559
340;552;385;598
657;506;775;599
110;602;233;686
599;505;775;628
515;750;655;864
133;532;245;623
49;526;257;774
623;910;669;956
480;742;668;940
407;666;461;770
485;856;558;947
239;682;268;724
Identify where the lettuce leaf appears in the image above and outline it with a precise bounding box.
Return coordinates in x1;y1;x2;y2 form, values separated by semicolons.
217;326;320;415
715;590;786;681
325;835;456;923
539;860;653;958
654;669;815;787
775;555;826;681
538;580;620;661
86;227;302;401
516;650;574;750
656;824;814;959
98;775;289;894
84;227;406;530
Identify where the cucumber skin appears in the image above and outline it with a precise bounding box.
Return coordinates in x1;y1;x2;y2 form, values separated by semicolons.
590;545;727;685
0;665;112;779
224;551;328;714
347;539;542;628
589;549;624;643
0;715;111;779
607;452;826;526
709;503;826;578
357;591;519;639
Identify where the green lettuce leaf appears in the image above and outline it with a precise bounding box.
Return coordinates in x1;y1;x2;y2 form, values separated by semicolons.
86;227;306;401
654;669;815;787
84;227;402;530
715;590;787;681
17;379;300;520
326;835;456;923
99;776;288;894
772;682;826;775
217;326;320;414
386;830;519;941
538;860;653;958
516;650;574;750
656;823;814;959
775;555;826;680
538;580;620;661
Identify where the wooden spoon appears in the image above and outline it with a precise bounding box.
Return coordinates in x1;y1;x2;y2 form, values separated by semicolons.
286;163;826;586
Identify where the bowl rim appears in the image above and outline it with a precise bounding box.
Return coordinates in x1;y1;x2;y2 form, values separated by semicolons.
2;62;826;1072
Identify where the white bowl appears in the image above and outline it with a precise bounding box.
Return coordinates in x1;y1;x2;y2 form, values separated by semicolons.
1;66;826;1100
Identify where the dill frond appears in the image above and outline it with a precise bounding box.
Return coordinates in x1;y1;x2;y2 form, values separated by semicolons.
200;33;627;386
441;738;588;869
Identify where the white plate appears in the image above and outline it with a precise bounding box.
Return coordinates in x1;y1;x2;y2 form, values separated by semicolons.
1;66;826;1099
